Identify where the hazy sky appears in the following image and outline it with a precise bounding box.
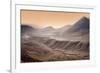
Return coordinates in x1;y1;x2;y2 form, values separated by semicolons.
21;10;89;28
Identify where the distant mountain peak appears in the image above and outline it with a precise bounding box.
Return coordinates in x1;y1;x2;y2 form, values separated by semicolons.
67;16;89;32
81;16;89;20
77;16;89;24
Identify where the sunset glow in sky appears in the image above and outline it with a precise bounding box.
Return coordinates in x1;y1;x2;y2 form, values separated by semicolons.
21;10;89;28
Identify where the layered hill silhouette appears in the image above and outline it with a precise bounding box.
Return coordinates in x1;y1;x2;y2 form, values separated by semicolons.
67;17;89;32
61;17;89;42
21;16;90;62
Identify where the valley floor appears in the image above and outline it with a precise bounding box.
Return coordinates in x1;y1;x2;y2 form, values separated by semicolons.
21;48;89;63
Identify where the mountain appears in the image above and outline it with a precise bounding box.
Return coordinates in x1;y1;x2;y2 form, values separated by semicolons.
21;25;36;34
39;26;55;33
60;17;89;42
35;26;56;37
67;17;89;32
